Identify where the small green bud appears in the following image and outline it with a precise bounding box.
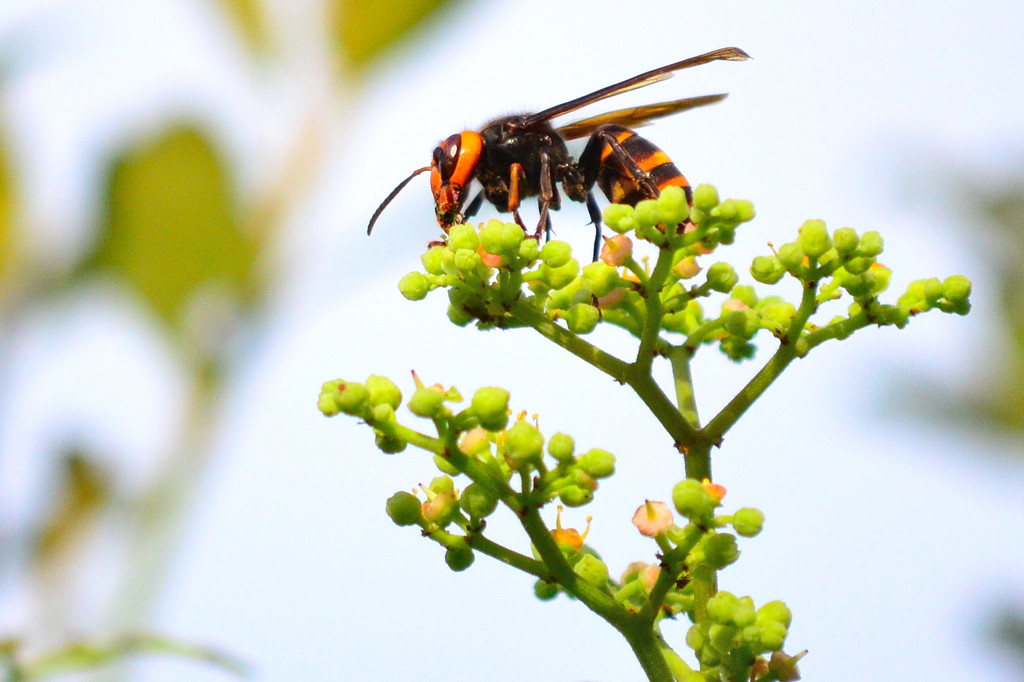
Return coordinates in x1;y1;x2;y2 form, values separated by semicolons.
734;597;757;628
725;309;760;339
460;482;498;519
453;248;484;277
757;601;793;628
797;219;831;259
470;387;510;431
732;199;755;223
759;620;788;652
518;235;540;262
672;478;717;522
421;246;446;275
398;271;430;300
374;430;406;454
408;387;445;418
318;379;369;417
371;403;395;424
447;303;474;326
732;507;765;537
633;198;662;227
365;375;403;410
541;259;581;290
685;624;707;653
841;270;876;298
385;491;423;526
857;230;884;257
504;420;544;469
603;203;636;233
777;242;805;274
757;297;796;329
433;454;460;476
693;184;719;212
547;432;575;462
769;651;803;681
706;592;740;625
658;185;690;224
447;223;480;252
833;227;859;256
578;448;615;478
573;553;609;587
751;255;786;284
445;542;474;572
479;219;524;256
922;277;945;306
706;262;739;293
534;580;558;600
844;256;873;275
702;532;740;569
565;303;600;334
708;623;738;653
559;485;593;507
428;475;454;494
943;275;971;303
871;263;892;294
582;261;623;298
540;240;573;268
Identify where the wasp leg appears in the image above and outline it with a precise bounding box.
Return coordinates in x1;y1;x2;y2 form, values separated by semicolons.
535;151;557;242
507;162;528;232
593;129;660;200
585;191;603;261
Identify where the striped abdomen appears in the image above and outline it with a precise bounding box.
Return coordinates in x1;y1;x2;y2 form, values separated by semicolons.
593;124;692;207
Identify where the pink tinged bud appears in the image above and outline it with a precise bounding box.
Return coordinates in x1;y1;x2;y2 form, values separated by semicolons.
702;478;727;503
478;245;502;267
684;222;712;255
600;234;633;266
421;490;457;522
673;256;701;280
551;505;592;552
458;427;490;455
632;500;674;537
640;564;661;592
596;288;625;308
722;298;748;312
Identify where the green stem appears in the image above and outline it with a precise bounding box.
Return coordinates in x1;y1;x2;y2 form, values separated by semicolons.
668;346;700;430
635;247;675;371
619;627;676;682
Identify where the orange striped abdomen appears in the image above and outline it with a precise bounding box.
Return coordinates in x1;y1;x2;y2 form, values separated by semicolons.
594;124;692;207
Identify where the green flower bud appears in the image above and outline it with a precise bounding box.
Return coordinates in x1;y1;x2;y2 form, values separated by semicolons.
702;532;740;569
429;476;454;494
922;277;945;306
943;275;971;303
695;642;721;667
797;219;831;259
759;620;787;652
734;597;757;628
398;271;431;301
757;601;793;628
725;309;760;339
769;651;803;681
504;420;544;469
565;303;600;334
573;553;609;587
578;448;615;478
685;624;707;653
540;240;573;268
371;403;395;424
421;246;447;275
708;623;738;653
751;255;786;284
732;507;765;537
603;203;636;234
841;270;876;298
582;261;623;298
559;485;593;507
844;256;873;275
447;223;479;252
777;242;805;274
871;263;892;294
365;374;402;410
547;432;575;462
693;184;719;212
633;198;662;228
707;592;740;624
857;230;884;257
453;248;484;277
732;199;755;223
540;259;581;290
408;387;445;418
658;185;690;224
518;235;540;262
479;219;524;256
447;303;474;326
534;580;558;600
374;430;406;454
470;387;510;431
706;262;739;292
445;542;474;572
318;379;369;417
385;490;423;526
433;454;460;476
757;297;796;329
672;478;717;522
833;227;859;256
460;482;498;519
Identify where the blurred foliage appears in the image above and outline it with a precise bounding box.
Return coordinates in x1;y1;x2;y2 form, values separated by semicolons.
86;127;261;334
217;0;267;51
0;137;13;283
331;0;464;70
31;451;113;567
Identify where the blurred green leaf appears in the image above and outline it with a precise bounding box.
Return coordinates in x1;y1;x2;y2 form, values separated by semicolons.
33;450;113;566
331;0;464;70
0;135;14;281
89;127;260;330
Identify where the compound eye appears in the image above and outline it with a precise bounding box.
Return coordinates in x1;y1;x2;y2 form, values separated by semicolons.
432;134;463;182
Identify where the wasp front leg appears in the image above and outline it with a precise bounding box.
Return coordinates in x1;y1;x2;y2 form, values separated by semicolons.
506;162;529;234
